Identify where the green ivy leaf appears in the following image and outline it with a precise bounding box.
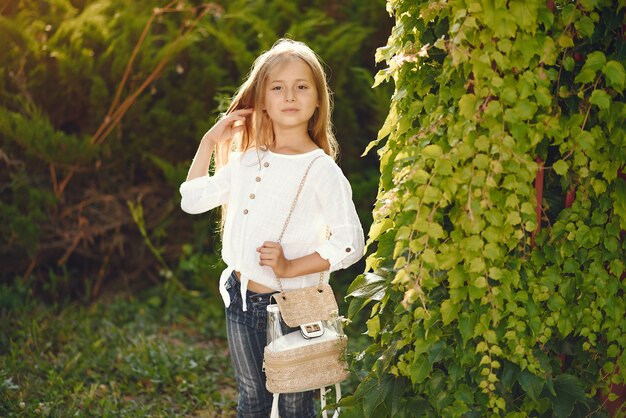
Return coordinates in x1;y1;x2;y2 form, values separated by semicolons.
610;259;624;278
574;16;595;38
582;51;606;72
506;212;522;225
353;376;380;408
492;9;517;38
422;144;443;159
410;354;432;384
348;273;387;296
518;370;545;404
473;276;488;288
458;313;476;346
459;94;476;119
578;0;594;11
485;100;503;117
427;222;445;239
484;243;503;260
422;248;438;265
375;107;397;141
574;69;596;84
349;297;374;320
557;317;575;337
537;4;554;28
550;374;588;418
509;0;537;31
367;315;381;338
563;56;575;72
603;61;626;91
368;218;394;244
362;376;393;417
539;36;556;65
612;179;626;229
553;159;569;175
557;33;574;48
589;90;611;110
441;299;460;325
535;86;552;106
347;273;388;318
561;4;576;23
501;86;519;104
575;131;595;152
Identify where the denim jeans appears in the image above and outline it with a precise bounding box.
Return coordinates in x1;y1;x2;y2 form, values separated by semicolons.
225;272;315;418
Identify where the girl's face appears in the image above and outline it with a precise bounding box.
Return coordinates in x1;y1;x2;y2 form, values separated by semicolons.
263;58;319;133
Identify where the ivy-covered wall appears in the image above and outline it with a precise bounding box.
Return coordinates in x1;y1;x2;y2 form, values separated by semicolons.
345;0;626;416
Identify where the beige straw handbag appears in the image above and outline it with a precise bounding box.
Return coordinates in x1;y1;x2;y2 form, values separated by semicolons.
263;155;349;418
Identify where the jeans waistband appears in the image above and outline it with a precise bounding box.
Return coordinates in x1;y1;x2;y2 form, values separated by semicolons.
228;272;277;303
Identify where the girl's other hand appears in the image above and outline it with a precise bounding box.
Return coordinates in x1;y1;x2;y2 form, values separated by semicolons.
201;108;253;145
257;241;292;278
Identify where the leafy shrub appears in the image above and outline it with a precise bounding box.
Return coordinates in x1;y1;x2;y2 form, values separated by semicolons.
345;0;626;416
0;0;391;298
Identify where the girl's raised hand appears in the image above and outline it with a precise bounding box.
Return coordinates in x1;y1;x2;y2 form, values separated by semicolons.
201;108;253;145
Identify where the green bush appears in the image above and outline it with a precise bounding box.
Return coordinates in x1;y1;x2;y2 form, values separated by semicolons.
345;0;626;416
0;0;391;298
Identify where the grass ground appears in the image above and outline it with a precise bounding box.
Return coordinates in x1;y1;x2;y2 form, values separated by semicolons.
0;283;238;417
0;278;367;417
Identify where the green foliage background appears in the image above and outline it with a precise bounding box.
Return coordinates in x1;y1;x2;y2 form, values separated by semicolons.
344;0;626;416
0;0;391;298
0;0;392;415
4;0;626;416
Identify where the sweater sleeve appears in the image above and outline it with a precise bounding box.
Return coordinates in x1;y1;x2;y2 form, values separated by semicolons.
312;160;365;272
179;162;232;214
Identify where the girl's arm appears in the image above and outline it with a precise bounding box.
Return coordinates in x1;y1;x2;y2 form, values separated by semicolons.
312;162;365;272
185;138;215;181
180;109;253;214
185;109;252;181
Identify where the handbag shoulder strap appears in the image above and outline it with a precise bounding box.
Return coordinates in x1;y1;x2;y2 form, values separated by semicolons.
271;384;342;418
276;154;324;244
274;154;325;294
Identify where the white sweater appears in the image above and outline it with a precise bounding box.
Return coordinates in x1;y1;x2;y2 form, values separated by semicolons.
179;148;365;310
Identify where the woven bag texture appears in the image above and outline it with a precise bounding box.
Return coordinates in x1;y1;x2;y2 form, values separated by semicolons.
273;284;338;327
264;338;349;393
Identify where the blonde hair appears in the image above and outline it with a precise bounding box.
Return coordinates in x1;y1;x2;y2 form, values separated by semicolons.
214;38;338;170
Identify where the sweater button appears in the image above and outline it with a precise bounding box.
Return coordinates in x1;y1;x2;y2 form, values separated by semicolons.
255;176;261;182
249;193;255;199
243;209;249;215
345;247;352;252
264;162;270;168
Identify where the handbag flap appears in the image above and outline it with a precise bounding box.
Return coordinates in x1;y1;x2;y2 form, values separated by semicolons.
274;284;338;327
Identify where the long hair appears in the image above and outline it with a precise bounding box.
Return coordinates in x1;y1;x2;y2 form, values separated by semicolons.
214;39;338;171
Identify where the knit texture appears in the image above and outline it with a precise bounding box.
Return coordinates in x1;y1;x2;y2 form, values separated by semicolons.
273;284;338;327
264;337;349;393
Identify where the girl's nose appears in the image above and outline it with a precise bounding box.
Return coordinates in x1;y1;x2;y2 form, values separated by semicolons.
284;88;295;102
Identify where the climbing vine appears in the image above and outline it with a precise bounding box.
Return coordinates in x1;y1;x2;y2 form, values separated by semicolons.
344;0;626;416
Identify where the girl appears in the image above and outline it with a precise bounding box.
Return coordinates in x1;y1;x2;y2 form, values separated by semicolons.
180;39;364;418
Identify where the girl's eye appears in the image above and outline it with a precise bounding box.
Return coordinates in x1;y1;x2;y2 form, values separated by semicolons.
271;86;282;91
297;85;308;90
